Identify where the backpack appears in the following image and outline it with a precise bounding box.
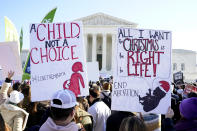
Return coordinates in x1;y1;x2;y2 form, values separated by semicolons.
101;92;111;109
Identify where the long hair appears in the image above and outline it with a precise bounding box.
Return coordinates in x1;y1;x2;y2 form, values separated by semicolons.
0;113;6;131
0;113;10;131
119;116;147;131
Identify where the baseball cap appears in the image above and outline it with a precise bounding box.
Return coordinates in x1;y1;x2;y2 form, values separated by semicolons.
9;90;24;104
51;89;77;109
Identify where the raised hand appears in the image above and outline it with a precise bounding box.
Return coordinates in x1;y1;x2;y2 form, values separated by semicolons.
7;71;14;79
165;106;174;118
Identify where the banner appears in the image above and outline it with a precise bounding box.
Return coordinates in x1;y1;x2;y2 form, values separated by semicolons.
4;16;20;54
30;22;89;101
0;42;22;80
112;28;172;114
87;62;100;82
22;7;57;80
173;71;184;85
183;84;197;95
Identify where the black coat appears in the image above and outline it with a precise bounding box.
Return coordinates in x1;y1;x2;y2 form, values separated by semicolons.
106;111;134;131
175;119;197;131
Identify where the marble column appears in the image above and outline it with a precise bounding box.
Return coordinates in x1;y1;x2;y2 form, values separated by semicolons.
111;34;116;73
84;34;88;61
92;33;97;62
102;33;107;72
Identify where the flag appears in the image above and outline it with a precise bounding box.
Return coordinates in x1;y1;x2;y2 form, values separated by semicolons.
4;16;20;53
22;7;57;80
20;28;23;53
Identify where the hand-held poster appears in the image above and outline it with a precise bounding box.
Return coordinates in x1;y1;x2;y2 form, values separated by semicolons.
30;22;89;102
112;28;172;114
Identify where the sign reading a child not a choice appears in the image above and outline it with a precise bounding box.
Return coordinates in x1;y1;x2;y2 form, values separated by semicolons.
112;28;172;114
30;22;89;102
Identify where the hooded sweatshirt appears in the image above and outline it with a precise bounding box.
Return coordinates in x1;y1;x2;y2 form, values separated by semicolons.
39;117;79;131
0;100;29;131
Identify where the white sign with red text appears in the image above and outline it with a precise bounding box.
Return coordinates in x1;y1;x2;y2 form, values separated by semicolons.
30;22;89;102
112;28;172;114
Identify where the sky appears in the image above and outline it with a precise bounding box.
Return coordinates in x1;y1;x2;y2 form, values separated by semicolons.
0;0;197;51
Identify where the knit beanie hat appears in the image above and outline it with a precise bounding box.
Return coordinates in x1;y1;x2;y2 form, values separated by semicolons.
179;97;197;119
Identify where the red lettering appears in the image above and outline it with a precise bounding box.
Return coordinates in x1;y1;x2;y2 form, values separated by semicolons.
56;23;62;39
56;46;62;61
37;24;46;41
48;23;55;40
149;51;155;64
128;51;135;63
136;51;140;64
49;48;57;61
30;47;39;64
63;23;71;38
145;64;151;77
62;46;69;60
155;51;164;64
153;64;157;77
128;51;139;76
133;63;139;76
71;45;78;60
140;64;144;77
140;51;148;64
71;22;80;38
40;48;48;63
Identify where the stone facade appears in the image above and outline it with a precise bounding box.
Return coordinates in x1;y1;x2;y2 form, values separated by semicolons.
172;49;197;82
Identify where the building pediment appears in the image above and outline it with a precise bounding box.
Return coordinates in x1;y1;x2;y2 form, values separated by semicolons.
74;12;137;27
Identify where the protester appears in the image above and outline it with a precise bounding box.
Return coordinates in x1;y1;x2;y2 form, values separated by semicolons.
119;116;147;131
187;92;197;98
0;71;29;131
100;82;111;98
175;97;197;131
20;83;48;129
0;71;14;105
75;100;93;131
161;107;175;131
100;82;111;108
77;97;89;111
106;111;135;131
39;89;81;131
12;82;22;92
0;113;11;131
88;85;111;131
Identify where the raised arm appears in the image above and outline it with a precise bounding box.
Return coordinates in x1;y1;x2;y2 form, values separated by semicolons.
0;71;14;104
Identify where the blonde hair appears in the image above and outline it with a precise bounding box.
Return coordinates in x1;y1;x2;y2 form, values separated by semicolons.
119;116;147;131
102;82;111;90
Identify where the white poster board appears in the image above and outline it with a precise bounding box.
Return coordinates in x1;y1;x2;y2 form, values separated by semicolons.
87;62;99;82
112;28;172;114
30;22;89;102
0;42;22;80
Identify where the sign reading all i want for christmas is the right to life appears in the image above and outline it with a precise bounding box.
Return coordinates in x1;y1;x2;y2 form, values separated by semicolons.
112;28;172;114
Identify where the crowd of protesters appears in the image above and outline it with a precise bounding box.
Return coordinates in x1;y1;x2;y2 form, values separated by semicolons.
0;71;197;131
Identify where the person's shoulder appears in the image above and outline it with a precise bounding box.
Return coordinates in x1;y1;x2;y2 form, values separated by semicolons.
16;107;29;117
96;101;111;112
77;107;91;117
